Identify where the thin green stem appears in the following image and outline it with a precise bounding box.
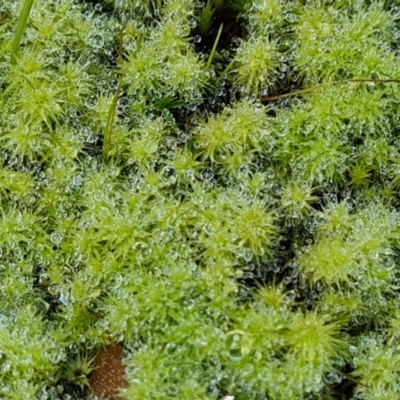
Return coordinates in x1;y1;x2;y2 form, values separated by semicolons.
11;0;35;64
260;78;400;103
206;23;223;70
217;57;236;83
102;78;123;158
102;21;128;158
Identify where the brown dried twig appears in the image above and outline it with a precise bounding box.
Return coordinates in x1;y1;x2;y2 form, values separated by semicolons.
345;375;370;388
260;78;400;103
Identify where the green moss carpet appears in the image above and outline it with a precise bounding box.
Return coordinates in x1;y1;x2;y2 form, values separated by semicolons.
1;0;400;399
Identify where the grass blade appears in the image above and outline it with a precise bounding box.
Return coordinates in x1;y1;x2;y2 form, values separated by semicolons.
11;0;35;63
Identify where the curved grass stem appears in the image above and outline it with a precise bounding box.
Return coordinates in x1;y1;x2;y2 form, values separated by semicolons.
260;78;400;103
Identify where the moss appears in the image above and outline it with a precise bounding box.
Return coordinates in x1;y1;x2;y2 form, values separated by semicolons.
1;0;400;399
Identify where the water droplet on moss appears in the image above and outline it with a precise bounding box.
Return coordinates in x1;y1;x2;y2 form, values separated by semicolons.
200;168;214;181
183;298;195;309
50;232;63;245
67;253;82;268
167;385;179;395
283;276;292;285
323;372;341;384
160;166;177;185
71;175;83;187
229;348;242;361
2;360;11;372
39;273;50;285
109;273;123;290
0;314;8;326
69;344;79;353
165;343;178;354
308;290;318;300
48;284;60;296
59;294;68;306
50;349;67;364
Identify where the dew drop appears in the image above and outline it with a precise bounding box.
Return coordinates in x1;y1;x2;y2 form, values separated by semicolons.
50;349;67;364
323;372;341;384
182;298;195;309
39;273;50;285
308;290;318;300
229;348;242;361
206;384;219;396
2;360;11;372
160;166;177;185
50;232;63;245
48;284;60;296
86;132;99;143
0;314;8;326
59;294;68;306
217;314;228;325
109;273;123;290
69;344;79;354
165;343;178;354
284;290;296;303
71;175;83;187
33;298;49;315
200;168;214;181
189;19;197;29
167;385;179;395
67;252;82;268
354;314;367;325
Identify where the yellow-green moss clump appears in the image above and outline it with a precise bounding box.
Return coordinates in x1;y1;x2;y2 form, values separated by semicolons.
1;0;400;399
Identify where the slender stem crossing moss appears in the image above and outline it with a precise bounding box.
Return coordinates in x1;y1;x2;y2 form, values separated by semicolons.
206;23;223;69
218;57;236;83
260;78;400;102
11;0;35;63
346;375;370;388
103;21;128;158
103;78;123;157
